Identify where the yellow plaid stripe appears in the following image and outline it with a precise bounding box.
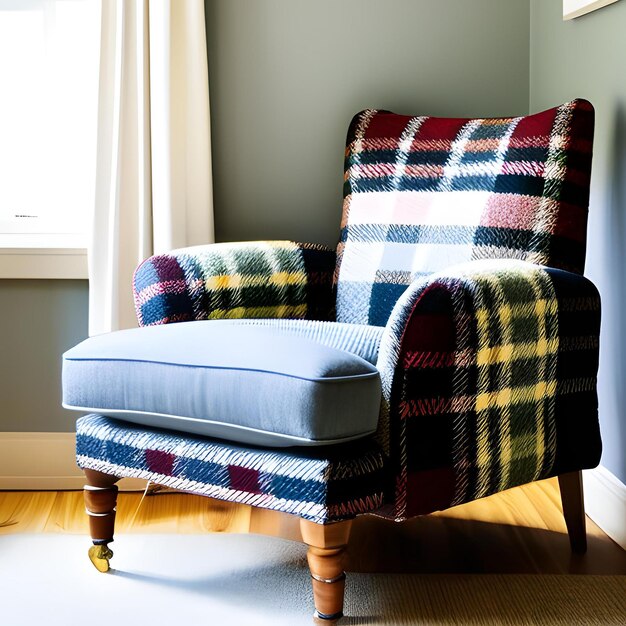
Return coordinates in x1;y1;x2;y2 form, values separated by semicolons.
468;267;559;500
476;338;558;366
205;271;307;290
206;305;308;320
475;381;558;412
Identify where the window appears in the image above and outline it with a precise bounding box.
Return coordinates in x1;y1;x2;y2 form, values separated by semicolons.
0;0;100;268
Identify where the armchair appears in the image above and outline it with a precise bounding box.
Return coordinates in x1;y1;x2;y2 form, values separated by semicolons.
63;99;601;622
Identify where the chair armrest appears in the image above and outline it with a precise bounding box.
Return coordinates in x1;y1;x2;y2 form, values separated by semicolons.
376;259;601;520
133;240;336;326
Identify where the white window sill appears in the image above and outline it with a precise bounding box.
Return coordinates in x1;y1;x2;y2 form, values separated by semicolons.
0;234;87;279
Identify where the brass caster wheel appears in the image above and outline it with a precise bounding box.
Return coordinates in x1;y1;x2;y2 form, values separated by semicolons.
88;544;114;573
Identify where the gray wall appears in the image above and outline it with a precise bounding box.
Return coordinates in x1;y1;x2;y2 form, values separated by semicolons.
206;0;530;247
0;280;88;432
530;0;626;483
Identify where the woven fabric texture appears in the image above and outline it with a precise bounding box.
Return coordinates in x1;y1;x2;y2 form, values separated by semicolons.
376;260;601;520
134;240;336;326
76;414;385;524
336;100;594;326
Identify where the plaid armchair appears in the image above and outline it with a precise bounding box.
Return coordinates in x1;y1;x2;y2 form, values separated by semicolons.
64;99;601;622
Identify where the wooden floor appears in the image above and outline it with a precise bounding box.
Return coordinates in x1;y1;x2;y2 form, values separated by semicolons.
1;477;625;575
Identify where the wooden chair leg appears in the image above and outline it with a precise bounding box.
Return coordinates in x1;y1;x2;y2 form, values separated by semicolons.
300;519;352;622
558;470;587;554
83;468;120;572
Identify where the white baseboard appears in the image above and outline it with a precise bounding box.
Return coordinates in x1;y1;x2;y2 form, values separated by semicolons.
583;465;626;550
0;432;146;491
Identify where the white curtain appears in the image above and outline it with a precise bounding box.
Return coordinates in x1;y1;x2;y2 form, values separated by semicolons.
90;0;214;336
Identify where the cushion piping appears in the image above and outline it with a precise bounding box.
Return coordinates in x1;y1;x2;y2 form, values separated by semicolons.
64;357;380;383
66;405;378;446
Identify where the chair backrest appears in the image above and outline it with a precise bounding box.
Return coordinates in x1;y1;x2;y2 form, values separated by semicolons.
334;100;594;326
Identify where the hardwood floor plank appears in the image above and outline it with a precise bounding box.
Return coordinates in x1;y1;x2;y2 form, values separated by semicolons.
0;491;58;534
42;491;84;534
1;478;624;575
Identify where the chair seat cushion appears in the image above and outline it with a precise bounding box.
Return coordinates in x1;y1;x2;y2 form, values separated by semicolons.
222;318;384;364
63;320;382;447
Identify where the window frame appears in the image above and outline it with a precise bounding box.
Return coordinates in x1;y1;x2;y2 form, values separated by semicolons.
0;233;87;279
0;0;98;280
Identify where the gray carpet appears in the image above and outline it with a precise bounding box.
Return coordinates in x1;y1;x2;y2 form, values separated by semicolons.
0;534;624;625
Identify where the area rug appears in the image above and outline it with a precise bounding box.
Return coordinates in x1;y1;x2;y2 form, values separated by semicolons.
0;534;624;625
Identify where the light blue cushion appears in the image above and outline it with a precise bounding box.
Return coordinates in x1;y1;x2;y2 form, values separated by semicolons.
223;319;384;364
63;320;382;447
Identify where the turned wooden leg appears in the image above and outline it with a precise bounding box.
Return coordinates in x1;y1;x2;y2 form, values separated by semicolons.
300;519;352;622
84;468;120;572
558;470;587;554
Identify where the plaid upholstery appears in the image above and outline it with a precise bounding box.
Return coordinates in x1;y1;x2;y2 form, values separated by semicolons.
74;101;601;525
376;260;601;519
133;240;336;326
336;100;595;326
76;414;385;524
